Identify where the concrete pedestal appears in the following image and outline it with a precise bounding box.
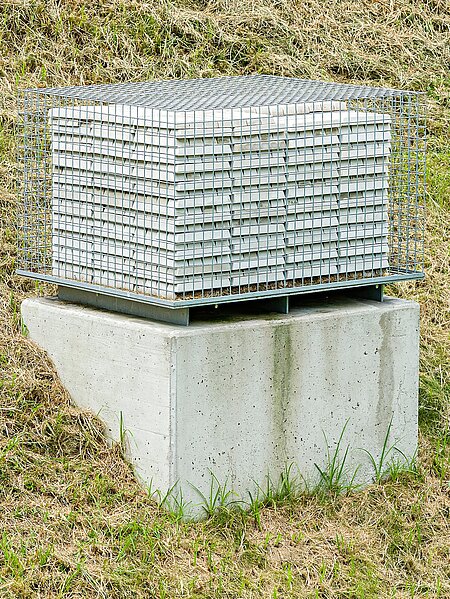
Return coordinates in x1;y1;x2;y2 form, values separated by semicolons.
21;296;419;515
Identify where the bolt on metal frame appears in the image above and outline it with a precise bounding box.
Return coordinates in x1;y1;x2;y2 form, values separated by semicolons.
17;75;426;319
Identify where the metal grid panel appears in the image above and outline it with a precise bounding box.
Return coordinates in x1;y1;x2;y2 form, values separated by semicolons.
17;76;426;307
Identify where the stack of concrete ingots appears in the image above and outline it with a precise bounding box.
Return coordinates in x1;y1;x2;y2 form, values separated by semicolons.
50;102;391;299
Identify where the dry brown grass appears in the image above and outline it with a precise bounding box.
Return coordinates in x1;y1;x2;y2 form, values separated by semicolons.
0;0;449;596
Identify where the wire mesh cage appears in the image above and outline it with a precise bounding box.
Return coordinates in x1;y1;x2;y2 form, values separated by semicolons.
17;75;426;309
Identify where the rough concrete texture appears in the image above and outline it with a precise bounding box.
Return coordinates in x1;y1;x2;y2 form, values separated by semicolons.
22;296;419;515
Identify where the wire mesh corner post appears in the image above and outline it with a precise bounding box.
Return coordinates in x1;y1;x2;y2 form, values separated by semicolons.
17;76;426;318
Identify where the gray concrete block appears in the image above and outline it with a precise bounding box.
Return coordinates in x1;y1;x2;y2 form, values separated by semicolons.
21;296;419;517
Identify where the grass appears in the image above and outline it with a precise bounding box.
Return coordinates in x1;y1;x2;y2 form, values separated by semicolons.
0;0;449;596
314;421;360;497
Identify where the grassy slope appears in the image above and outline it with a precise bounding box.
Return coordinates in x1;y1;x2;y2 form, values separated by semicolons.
0;0;449;596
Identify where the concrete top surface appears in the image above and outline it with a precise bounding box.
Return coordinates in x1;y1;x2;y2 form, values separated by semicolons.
22;295;419;338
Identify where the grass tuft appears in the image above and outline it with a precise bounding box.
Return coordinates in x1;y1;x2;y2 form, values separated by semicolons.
314;421;360;497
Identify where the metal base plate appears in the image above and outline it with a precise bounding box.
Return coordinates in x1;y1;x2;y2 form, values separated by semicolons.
58;286;191;326
57;284;383;326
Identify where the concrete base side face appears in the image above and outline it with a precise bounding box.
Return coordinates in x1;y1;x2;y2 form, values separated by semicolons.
22;296;419;516
174;299;419;507
21;298;174;490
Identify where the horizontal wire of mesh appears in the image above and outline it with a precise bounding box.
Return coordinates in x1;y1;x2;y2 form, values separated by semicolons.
17;76;426;306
